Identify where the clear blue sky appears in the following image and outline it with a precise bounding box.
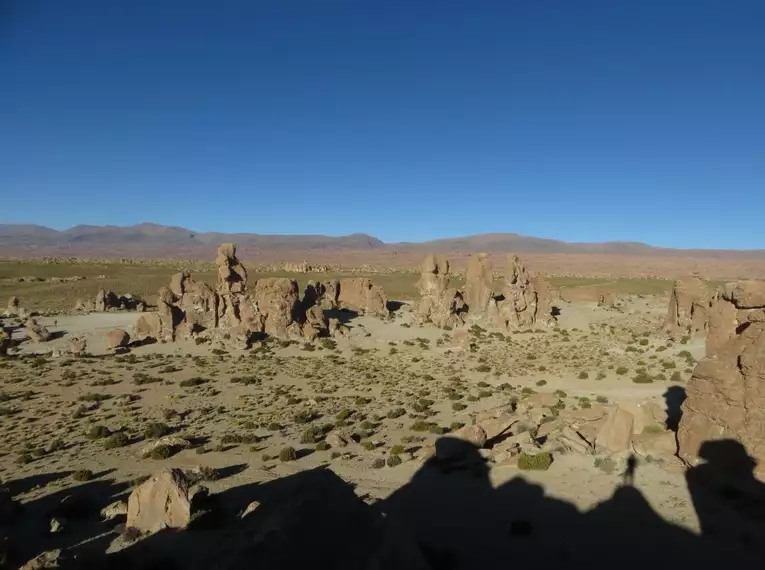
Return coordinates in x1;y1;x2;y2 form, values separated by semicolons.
1;1;763;248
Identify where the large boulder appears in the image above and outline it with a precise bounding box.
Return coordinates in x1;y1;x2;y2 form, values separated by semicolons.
178;278;219;331
336;278;388;316
249;278;303;338
67;337;87;356
678;310;765;480
216;243;247;294
464;253;493;315
415;255;466;328
26;320;51;343
126;468;191;534
665;275;709;337
595;407;635;454
105;329;130;349
94;289;120;312
489;255;555;329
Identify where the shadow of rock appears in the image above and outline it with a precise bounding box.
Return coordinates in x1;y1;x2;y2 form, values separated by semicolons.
663;385;687;431
324;308;359;324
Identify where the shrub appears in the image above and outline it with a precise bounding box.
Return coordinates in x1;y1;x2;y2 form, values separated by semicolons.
390;444;405;455
452;402;467;411
386;455;403;467
104;432;130;449
86;425;112;440
577;371;589;379
148;444;173;460
518;452;553;471
615;366;628;375
632;372;653;384
371;458;386;469
536;380;547;387
293;411;315;424
278;447;297;462
179;377;208;388
594;456;616;474
595;395;608;404
72;469;94;482
639;339;649;346
670;371;683;382
315;441;330;451
143;422;170;439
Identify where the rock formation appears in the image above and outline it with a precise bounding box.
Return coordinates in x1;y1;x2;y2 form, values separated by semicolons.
216;243;247;294
126;469;192;534
94;289;120;312
415;254;466;328
464;253;494;315
678;307;765;480
0;329;10;356
321;278;388;316
489;255;555;329
706;280;765;356
665;275;709;337
68;337;87;356
7;297;19;312
25;319;51;343
105;329;130;349
132;243;366;344
598;291;617;308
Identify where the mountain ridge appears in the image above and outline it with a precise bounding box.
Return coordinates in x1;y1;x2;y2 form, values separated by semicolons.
1;223;764;259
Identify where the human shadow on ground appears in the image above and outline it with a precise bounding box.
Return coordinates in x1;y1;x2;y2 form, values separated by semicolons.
8;439;765;569
685;439;765;547
663;385;686;431
48;438;762;570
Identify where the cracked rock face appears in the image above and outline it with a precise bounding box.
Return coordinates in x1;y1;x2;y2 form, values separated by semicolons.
665;275;709;337
678;309;765;479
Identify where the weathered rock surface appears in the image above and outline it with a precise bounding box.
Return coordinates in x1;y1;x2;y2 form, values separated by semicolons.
67;337;87;356
249;278;303;339
105;329;130;349
665;275;709;337
678;309;765;480
489;255;555;330
26;319;51;343
7;296;19;311
415;254;466;328
595;407;635;454
335;278;388;316
126;468;191;533
216;243;247;294
464;253;494;315
598;291;617;308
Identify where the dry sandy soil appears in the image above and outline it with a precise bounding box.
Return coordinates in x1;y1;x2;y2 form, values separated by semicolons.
1;273;764;568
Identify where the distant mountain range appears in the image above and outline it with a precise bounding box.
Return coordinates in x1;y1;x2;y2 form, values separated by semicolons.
1;223;764;260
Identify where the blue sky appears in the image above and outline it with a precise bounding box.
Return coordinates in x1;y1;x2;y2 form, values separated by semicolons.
1;0;764;248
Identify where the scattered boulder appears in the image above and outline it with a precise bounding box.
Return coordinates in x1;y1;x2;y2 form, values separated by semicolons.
94;289;120;312
100;500;128;521
18;549;74;570
595;407;635;454
678;308;765;480
598;291;617;308
26;320;51;343
126;468;191;534
105;329;130;349
67;337;87;356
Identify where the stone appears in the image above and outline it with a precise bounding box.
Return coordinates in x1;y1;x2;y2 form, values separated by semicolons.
725;280;765;309
476;414;517;441
100;500;128;521
249;278;303;339
94;289;120;312
26;321;51;343
304;304;328;338
19;549;74;570
415;254;467;328
632;430;677;459
7;296;19;311
598;291;616;308
451;425;487;448
105;329;130;349
215;243;248;294
326;432;349;448
464;253;494;315
126;468;191;534
678;315;765;479
67;337;87;356
665;275;709;337
178;277;219;331
140;436;191;458
336;278;388;316
490;255;555;329
595;407;635;454
239;500;261;519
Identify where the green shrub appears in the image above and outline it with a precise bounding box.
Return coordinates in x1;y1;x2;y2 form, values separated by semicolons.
452;402;467;411
104;432;129;449
578;371;589;379
86;425;112;440
279;447;297;462
615;366;628;375
518;452;553;471
594;456;616;474
72;469;94;482
148;444;173;460
632;372;654;384
143;422;170;439
386;455;403;467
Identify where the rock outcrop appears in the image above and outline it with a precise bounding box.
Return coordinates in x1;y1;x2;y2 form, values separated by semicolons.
25;319;51;343
706;280;765;356
7;297;19;312
126;468;192;534
464;254;494;315
105;329;130;349
665;275;709;337
598;291;617;308
678;308;765;480
132;244;363;344
414;254;466;328
489;255;555;329
328;278;388;316
68;337;87;356
94;289;120;312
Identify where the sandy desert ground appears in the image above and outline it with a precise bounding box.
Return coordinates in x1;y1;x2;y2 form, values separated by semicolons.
1;263;764;569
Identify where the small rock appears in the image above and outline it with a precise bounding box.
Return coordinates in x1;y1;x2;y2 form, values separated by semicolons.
239;500;260;519
49;517;64;534
126;469;191;534
325;432;349;448
100;500;128;521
